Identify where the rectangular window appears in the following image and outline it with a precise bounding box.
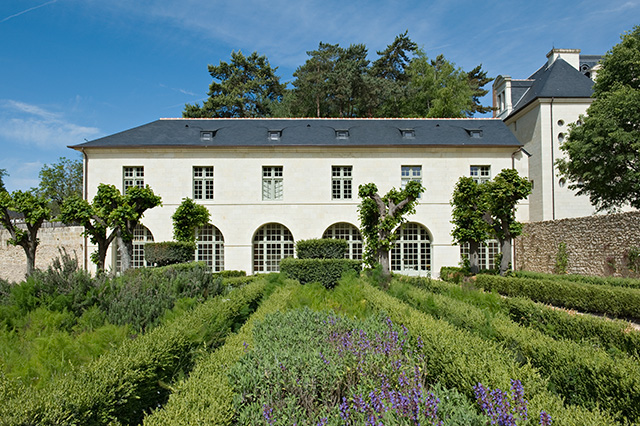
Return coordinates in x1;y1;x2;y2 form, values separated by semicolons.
470;165;491;184
262;166;283;200
193;166;214;200
123;166;144;191
401;165;422;191
332;166;353;200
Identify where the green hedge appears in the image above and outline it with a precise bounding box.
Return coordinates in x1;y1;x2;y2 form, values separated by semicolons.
145;241;195;266
295;238;348;259
439;266;469;283
280;257;361;288
476;274;640;321
388;280;640;423
0;279;268;426
359;281;616;425
516;270;640;289
143;282;298;426
399;275;640;360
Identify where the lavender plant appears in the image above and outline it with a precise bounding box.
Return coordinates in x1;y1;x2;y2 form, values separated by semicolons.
473;380;551;426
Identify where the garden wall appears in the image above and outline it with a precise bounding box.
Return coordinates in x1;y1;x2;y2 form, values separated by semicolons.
515;211;640;277
0;224;84;283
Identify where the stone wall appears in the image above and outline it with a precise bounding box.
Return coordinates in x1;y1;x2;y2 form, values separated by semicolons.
0;224;84;283
514;211;640;277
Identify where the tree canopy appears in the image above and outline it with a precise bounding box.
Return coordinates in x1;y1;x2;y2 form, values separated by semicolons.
0;169;7;193
60;184;161;272
36;157;83;216
188;33;493;119
557;25;640;211
0;190;51;276
184;50;286;118
172;197;211;244
358;180;424;279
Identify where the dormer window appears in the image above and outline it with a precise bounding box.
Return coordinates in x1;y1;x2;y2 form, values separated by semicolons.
200;131;214;141
466;129;483;138
268;130;282;141
336;130;349;139
401;129;415;139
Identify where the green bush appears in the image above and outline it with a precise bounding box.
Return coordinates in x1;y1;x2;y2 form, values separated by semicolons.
440;266;469;283
295;238;348;259
143;281;297;426
476;274;640;321
389;280;640;422
217;270;246;278
145;241;195;266
1;279;269;426
280;257;361;288
515;270;640;289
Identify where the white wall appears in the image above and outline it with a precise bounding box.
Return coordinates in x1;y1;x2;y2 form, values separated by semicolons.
83;146;528;276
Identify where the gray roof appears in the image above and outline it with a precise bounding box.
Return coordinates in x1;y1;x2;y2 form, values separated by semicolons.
70;118;522;150
508;58;595;118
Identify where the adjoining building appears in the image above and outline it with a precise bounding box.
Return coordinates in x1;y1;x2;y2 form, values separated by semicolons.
70;118;529;276
493;48;601;221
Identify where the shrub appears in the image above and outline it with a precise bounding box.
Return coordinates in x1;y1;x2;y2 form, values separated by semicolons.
515;270;640;289
440;266;469;283
1;278;269;426
295;238;348;259
476;274;640;321
280;257;361;288
554;242;569;274
217;270;246;278
145;241;195;266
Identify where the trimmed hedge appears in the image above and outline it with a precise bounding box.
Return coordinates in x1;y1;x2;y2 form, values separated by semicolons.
516;270;640;289
143;282;297;426
145;241;195;266
476;274;640;321
0;279;268;426
399;275;640;360
359;281;616;425
388;280;640;423
295;238;348;259
280;257;361;288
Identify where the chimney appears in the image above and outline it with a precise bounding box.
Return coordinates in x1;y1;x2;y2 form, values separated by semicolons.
547;48;581;70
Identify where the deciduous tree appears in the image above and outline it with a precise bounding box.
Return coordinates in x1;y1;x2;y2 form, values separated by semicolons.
0;169;7;193
60;184;161;272
450;177;490;274
172;197;210;244
358;180;423;279
557;25;640;211
0;190;51;276
36;157;83;216
184;50;285;118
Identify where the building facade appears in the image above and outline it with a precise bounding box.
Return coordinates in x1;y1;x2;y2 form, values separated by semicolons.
493;48;601;221
71;118;528;277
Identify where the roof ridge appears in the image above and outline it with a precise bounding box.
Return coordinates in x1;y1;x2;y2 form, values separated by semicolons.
159;117;501;121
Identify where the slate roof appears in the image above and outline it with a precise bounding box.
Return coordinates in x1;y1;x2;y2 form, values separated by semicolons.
508;58;595;119
70;118;522;150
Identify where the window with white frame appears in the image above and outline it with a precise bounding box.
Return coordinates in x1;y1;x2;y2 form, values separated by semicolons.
195;224;224;272
332;166;353;200
460;240;500;271
391;223;431;272
322;222;362;260
262;166;283;201
401;166;422;189
115;224;154;271
193;166;214;200
253;223;294;272
123;166;144;191
470;165;491;184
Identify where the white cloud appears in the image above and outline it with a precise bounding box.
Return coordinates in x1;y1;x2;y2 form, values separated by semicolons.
0;100;100;150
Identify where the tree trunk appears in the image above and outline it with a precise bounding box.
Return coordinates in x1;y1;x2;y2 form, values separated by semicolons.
468;240;480;274
96;241;108;273
378;248;391;277
499;238;512;276
116;231;133;272
25;242;36;277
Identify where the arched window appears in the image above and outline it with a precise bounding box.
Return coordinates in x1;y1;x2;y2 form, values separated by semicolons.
322;222;363;260
253;223;294;272
115;224;154;271
460;240;500;271
195;224;225;272
391;222;431;273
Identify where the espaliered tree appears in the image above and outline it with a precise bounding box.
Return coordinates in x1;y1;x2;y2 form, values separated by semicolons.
60;184;161;273
0;190;51;276
358;180;424;279
450;177;490;274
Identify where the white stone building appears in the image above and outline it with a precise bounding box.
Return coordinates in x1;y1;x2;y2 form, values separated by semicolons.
493;48;601;221
70;118;529;277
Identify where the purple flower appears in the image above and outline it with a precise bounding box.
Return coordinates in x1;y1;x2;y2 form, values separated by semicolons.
540;411;552;426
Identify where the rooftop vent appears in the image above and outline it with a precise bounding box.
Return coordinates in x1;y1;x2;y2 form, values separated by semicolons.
466;129;483;138
200;131;215;141
268;130;282;141
401;129;415;139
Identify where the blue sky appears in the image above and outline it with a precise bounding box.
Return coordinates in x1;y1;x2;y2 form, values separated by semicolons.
1;0;638;192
